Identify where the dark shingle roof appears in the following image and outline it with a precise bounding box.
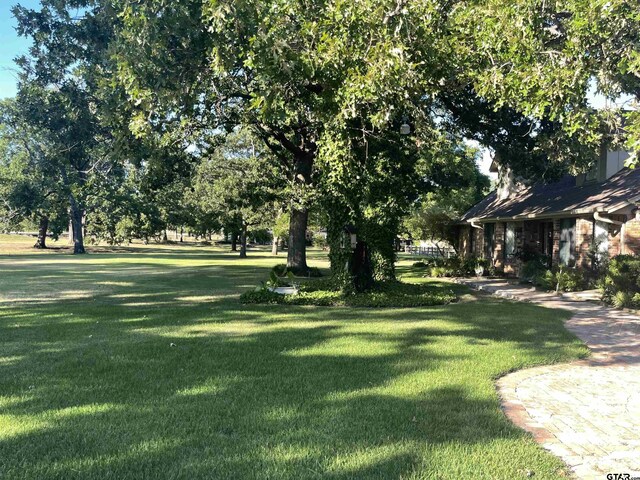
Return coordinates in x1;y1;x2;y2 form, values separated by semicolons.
461;167;640;222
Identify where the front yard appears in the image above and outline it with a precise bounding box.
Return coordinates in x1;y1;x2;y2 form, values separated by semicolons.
0;244;587;479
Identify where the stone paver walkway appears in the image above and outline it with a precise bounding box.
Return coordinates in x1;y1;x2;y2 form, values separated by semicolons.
456;278;640;480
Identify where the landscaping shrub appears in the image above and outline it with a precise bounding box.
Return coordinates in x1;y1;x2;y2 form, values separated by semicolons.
553;268;588;292
240;280;457;308
239;289;284;305
525;266;587;292
312;236;329;250
297;276;340;292
271;264;289;277
271;263;323;278
600;255;640;308
519;258;548;284
429;265;449;278
307;267;323;278
415;255;489;278
535;269;557;291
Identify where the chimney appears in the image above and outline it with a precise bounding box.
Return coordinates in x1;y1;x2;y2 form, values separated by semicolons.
493;153;517;201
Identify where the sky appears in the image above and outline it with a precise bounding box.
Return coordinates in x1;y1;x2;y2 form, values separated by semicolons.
0;1;634;177
0;0;41;99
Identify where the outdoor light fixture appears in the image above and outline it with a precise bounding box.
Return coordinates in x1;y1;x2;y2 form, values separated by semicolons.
400;121;411;135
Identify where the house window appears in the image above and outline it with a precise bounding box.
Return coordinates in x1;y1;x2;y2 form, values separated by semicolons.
559;218;576;266
505;222;516;257
484;223;495;260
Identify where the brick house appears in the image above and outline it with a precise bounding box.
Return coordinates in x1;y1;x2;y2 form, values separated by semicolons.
456;149;640;276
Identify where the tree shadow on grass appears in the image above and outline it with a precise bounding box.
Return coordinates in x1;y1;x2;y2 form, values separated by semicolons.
0;254;581;479
0;319;559;480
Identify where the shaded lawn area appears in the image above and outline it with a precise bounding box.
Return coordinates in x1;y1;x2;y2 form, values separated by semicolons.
0;245;588;479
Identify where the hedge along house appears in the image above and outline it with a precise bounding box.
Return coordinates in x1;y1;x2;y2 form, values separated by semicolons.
456;149;640;276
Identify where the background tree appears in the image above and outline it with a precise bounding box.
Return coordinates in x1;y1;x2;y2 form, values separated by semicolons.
115;0;332;273
13;0;122;254
192;129;283;258
270;212;289;256
403;145;491;252
0;98;68;248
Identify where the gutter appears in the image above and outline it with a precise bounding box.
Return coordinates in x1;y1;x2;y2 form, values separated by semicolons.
462;203;634;224
593;211;623;226
594;211;625;255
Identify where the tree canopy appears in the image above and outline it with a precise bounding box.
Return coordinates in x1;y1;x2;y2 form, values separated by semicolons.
4;0;637;289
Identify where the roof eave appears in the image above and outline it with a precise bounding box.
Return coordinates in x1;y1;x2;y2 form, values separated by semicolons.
461;202;635;224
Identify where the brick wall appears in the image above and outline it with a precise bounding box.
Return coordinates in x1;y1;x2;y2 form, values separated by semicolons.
493;222;505;270
552;219;561;267
575;217;593;268
458;226;470;255
625;218;640;255
609;225;622;258
458;225;484;257
608;217;624;258
472;227;484;257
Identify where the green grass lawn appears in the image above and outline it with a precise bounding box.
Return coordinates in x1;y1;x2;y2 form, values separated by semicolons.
0;241;588;479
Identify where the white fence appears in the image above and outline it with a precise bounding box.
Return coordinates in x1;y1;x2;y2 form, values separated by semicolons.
404;246;455;258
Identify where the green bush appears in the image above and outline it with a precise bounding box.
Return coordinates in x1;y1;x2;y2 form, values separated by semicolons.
536;269;557;291
307;267;323;278
429;266;448;278
431;255;490;277
271;264;289;277
271;263;323;278
520;259;548;284
420;255;488;278
240;280;457;308
312;236;329;250
555;268;587;292
297;276;340;292
529;267;587;292
600;255;640;308
239;289;284;304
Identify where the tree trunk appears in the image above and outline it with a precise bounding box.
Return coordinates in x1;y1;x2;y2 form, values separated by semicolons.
69;195;86;254
287;152;313;275
271;235;279;256
231;233;238;251
239;226;248;258
68;217;73;244
351;240;374;292
288;208;309;275
34;216;49;249
162;230;168;243
180;226;184;243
